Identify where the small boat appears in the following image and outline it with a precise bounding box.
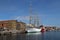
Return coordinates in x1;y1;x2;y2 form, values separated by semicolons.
26;28;41;33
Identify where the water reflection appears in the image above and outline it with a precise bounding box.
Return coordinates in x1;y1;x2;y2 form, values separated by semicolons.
16;33;27;40
26;32;41;35
26;32;42;40
41;33;45;40
0;32;60;40
0;34;16;40
0;33;43;40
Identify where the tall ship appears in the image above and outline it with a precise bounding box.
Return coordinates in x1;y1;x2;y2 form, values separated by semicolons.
26;0;41;33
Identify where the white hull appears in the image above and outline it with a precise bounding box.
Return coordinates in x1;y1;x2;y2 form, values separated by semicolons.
26;28;41;33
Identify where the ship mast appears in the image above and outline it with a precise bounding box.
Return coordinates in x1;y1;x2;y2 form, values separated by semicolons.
29;0;40;27
29;0;32;25
34;14;40;27
29;0;35;27
36;15;40;27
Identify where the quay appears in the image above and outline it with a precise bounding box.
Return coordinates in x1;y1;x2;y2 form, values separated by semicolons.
0;30;26;35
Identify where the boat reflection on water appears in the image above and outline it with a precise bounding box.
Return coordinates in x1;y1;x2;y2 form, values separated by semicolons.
26;32;41;35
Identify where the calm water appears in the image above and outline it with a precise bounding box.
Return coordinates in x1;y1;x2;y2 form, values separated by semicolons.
0;31;60;40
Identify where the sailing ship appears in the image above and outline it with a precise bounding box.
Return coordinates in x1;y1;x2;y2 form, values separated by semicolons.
25;0;42;33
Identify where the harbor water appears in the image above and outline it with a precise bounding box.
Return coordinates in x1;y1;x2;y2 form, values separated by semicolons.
0;31;60;40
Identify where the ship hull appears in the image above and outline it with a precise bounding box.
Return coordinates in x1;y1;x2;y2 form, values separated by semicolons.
26;28;41;33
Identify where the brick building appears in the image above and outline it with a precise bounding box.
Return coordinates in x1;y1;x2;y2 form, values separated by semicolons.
16;22;26;31
0;20;26;31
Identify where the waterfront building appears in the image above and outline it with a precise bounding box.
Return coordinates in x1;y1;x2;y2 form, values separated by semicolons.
17;22;26;31
45;26;57;31
0;20;26;31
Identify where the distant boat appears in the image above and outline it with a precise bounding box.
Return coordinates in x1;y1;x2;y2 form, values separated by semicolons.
26;28;41;33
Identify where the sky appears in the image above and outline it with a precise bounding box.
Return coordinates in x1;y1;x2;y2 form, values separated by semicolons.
0;0;60;27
